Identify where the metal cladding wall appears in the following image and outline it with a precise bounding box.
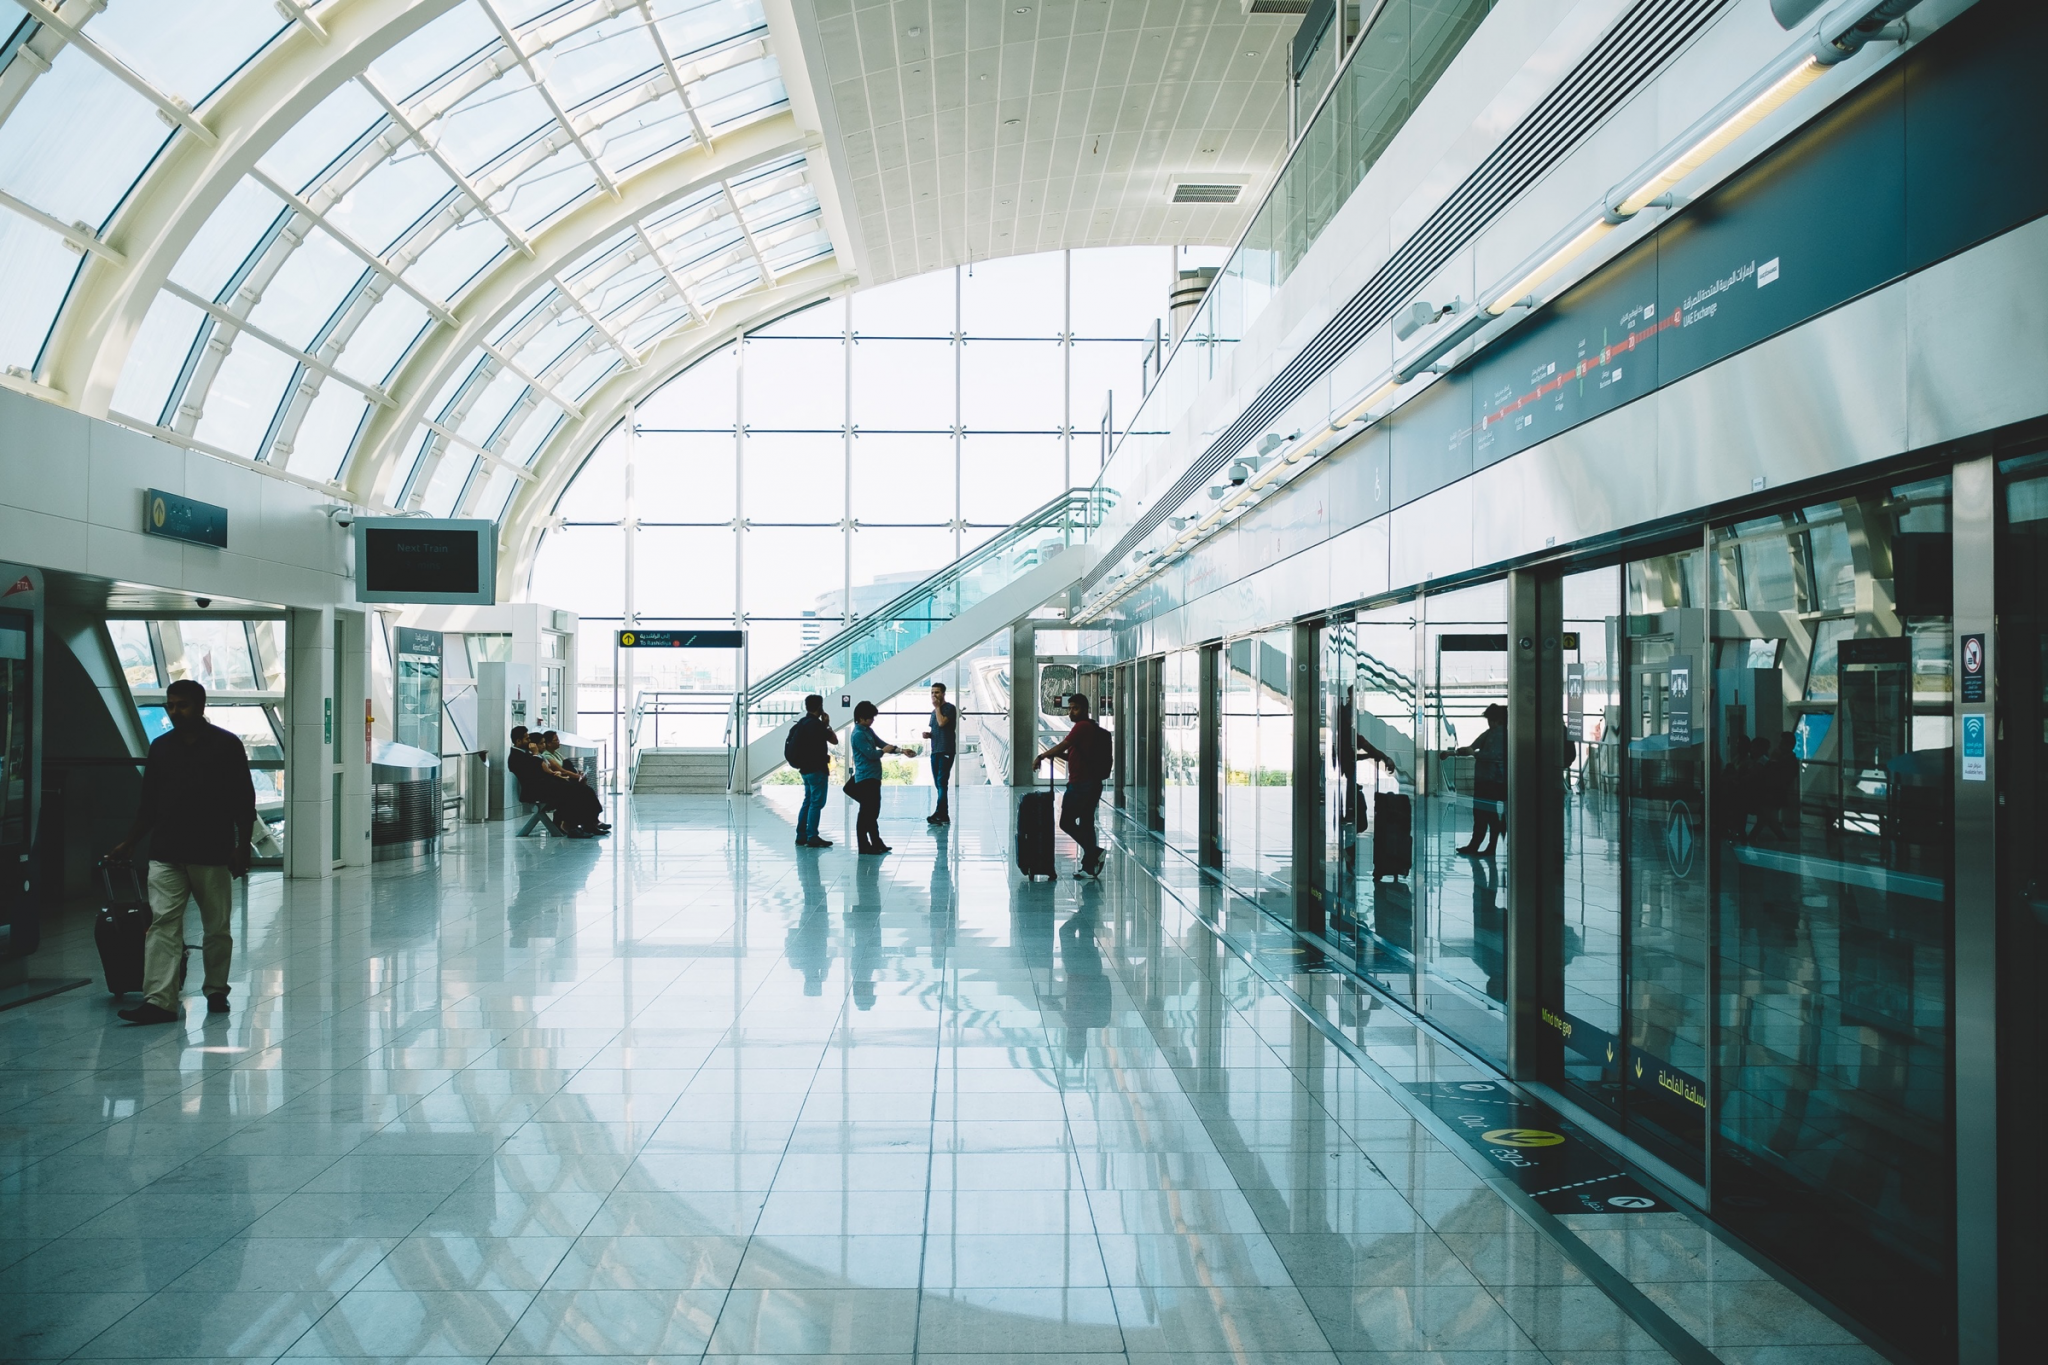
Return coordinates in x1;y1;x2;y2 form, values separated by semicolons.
1120;0;2048;650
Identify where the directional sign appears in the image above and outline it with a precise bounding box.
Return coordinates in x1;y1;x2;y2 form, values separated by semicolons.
616;630;744;649
143;488;228;549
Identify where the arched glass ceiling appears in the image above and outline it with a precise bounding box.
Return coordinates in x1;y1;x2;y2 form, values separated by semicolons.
0;0;836;522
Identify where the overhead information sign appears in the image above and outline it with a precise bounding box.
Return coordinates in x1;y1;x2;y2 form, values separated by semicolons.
143;489;228;549
616;629;744;649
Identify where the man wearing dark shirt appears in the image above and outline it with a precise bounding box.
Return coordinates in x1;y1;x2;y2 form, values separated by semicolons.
110;679;256;1024
788;695;837;848
923;682;957;826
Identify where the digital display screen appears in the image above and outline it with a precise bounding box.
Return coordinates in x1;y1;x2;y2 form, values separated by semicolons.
364;528;480;595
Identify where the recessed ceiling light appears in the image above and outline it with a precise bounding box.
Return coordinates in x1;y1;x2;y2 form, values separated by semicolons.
1004;118;1020;126
1014;5;1030;12
907;25;921;36
1000;199;1011;204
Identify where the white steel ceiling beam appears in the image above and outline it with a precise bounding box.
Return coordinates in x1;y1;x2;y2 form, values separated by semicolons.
477;0;620;198
274;0;328;43
7;0;217;144
635;0;713;149
247;166;458;325
546;270;642;366
722;180;775;284
362;75;536;257
0;185;124;263
631;223;708;324
161;279;395;408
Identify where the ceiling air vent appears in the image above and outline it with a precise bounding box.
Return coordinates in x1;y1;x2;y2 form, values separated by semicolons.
1242;1;1311;13
1172;183;1242;204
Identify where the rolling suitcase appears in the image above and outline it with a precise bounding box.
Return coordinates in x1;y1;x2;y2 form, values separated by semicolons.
1371;792;1412;881
94;860;188;998
94;859;151;996
1017;789;1057;881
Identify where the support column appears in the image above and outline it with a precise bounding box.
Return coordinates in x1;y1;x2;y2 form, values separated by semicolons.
1953;454;1997;1365
1292;620;1325;933
1009;620;1036;786
1506;570;1564;1080
1199;643;1221;870
337;609;374;868
284;606;334;879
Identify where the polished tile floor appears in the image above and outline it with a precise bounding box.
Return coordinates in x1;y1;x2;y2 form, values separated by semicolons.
0;785;1882;1363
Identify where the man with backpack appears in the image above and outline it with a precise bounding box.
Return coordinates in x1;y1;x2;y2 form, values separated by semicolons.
786;695;838;848
1035;693;1112;878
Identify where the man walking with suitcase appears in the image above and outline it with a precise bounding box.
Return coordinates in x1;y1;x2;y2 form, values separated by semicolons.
1035;694;1111;878
109;679;255;1024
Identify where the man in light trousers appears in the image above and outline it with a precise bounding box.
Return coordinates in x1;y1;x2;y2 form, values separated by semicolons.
111;679;256;1024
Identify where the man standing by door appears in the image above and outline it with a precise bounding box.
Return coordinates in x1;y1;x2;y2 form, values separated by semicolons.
1035;693;1111;877
924;682;957;826
110;679;255;1023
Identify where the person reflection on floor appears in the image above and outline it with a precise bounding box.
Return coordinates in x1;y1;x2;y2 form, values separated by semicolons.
1058;888;1110;1063
850;854;883;1010
928;824;955;971
788;852;831;996
1470;852;1505;1005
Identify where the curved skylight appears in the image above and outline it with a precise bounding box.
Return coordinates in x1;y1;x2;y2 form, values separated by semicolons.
0;0;834;522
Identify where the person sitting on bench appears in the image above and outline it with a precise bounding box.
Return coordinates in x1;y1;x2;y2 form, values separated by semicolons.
507;728;607;836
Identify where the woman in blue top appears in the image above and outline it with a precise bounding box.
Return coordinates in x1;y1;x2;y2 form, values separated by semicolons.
848;700;906;854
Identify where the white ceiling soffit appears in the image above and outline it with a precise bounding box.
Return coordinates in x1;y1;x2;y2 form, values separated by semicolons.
0;0;849;520
798;0;1298;284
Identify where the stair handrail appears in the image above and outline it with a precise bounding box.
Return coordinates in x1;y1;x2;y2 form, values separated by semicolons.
744;487;1110;708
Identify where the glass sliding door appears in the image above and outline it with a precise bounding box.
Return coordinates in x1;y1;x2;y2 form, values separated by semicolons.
1220;629;1294;917
1417;581;1510;1064
1708;478;1955;1359
1556;567;1627;1116
1162;650;1201;858
1621;549;1711;1177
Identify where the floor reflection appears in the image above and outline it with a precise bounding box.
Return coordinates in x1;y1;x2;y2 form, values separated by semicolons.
0;786;1882;1363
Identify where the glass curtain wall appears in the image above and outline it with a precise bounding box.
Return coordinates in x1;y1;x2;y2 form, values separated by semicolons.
1707;478;1955;1357
1221;629;1294;916
533;248;1168;742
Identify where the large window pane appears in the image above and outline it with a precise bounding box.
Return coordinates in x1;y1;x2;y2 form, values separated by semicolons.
744;337;844;430
960;340;1063;431
850;339;954;429
746;432;845;524
637;430;736;523
637;527;736;618
744;527;846;618
1556;567;1626;1116
962;433;1065;523
851;433;953;524
557;430;627;520
850;526;956;610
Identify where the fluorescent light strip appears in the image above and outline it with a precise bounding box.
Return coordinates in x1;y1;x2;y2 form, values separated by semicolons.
1614;56;1826;217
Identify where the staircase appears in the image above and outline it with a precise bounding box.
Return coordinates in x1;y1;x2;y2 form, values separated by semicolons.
632;748;729;794
727;489;1106;789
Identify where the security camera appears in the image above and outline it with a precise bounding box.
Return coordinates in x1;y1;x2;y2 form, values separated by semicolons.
195;597;211;609
319;503;355;527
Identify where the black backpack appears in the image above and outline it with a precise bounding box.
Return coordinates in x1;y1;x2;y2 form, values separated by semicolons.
1074;722;1113;781
784;719;816;771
